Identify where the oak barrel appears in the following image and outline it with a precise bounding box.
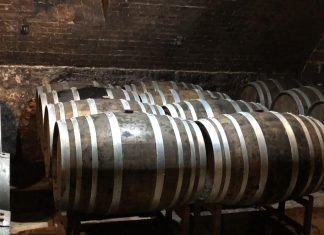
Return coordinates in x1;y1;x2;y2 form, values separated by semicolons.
124;81;203;94
240;79;302;108
43;99;165;176
140;89;229;105
163;99;267;120
36;81;105;97
308;101;324;123
197;112;324;206
272;86;324;115
36;87;140;149
52;112;206;215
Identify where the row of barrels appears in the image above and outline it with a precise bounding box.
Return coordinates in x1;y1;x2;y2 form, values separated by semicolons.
240;79;324;122
52;111;324;215
35;80;324;216
42;98;267;176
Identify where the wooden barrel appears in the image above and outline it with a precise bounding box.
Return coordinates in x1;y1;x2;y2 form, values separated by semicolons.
36;87;140;147
43;99;165;176
124;81;203;94
163;99;268;120
308;101;324;123
140;89;230;105
197;112;324;206
271;86;324;115
52;112;206;215
36;81;105;97
240;79;302;108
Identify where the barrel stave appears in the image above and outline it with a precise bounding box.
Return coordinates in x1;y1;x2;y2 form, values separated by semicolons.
53;112;206;215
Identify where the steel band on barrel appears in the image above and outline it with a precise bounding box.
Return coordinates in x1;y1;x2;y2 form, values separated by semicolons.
124;85;132;91
146;114;165;210
287;113;315;196
258;81;272;108
156;105;165;115
170;89;181;103
195;89;205;100
173;103;187;119
184;101;198;120
57;102;66;121
210;118;231;202
197;99;214;118
188;120;207;199
120;99;131;110
71;87;80;100
137;102;147;112
86;99;98;115
71;117;83;210
57;120;71;209
139;93;149;104
250;82;265;107
277;91;305;115
122;89;130;101
106;112;124;213
238;100;253;112
271;112;299;200
223;114;249;204
69;100;78;117
170;81;178;90
239;112;268;203
292;89;311;108
141;82;148;93
85;116;99;213
131;91;141;102
197;119;223;201
167;116;184;207
148;105;157;115
106;89;114;99
163;104;179;118
301;116;324;192
131;84;137;93
226;99;242;112
181;120;196;203
52;91;59;104
147;92;155;104
152;81;159;91
305;86;324;100
156;90;167;105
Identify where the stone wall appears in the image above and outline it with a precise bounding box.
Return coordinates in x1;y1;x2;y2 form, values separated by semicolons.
0;0;323;72
302;34;324;84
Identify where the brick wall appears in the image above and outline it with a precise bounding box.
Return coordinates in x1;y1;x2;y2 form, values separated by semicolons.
302;34;324;84
0;0;323;72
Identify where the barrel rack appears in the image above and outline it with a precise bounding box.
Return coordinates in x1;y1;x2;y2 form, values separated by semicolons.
59;195;314;235
0;107;11;235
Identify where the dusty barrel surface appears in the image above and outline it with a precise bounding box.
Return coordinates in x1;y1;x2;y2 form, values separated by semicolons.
124;81;203;94
43;99;165;176
240;79;302;108
308;101;324;123
52;112;206;215
140;89;230;105
163;99;267;120
197;112;324;206
36;81;106;97
272;86;324;115
36;87;140;141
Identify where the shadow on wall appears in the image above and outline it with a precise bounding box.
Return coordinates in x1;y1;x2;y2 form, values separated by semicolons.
0;101;17;155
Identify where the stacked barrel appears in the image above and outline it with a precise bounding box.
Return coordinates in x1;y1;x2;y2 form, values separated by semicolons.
240;79;324;123
33;79;324;217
